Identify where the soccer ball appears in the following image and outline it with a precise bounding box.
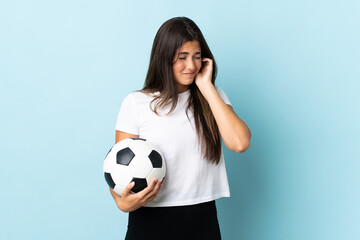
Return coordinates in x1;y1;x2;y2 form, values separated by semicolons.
103;137;166;195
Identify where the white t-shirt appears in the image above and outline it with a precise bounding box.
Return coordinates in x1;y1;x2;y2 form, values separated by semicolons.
115;86;231;207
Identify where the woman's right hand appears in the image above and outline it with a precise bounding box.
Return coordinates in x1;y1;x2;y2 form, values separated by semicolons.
109;178;163;213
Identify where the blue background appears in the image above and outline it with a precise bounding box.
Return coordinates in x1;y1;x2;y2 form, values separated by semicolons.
1;0;359;239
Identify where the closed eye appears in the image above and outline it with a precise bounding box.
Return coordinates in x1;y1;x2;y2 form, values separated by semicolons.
179;57;201;60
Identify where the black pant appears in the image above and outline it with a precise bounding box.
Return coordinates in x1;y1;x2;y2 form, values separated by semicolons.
125;200;222;240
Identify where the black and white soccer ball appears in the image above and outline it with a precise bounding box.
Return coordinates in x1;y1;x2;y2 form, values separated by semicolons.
103;138;166;195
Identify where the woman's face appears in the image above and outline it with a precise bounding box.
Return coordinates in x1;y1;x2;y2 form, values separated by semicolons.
172;40;202;93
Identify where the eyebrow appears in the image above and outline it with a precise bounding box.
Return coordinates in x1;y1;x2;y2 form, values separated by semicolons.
178;51;201;55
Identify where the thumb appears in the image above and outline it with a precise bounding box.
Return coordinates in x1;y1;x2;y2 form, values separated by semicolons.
122;181;135;196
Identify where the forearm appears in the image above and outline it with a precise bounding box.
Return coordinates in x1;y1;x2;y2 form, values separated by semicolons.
198;84;251;153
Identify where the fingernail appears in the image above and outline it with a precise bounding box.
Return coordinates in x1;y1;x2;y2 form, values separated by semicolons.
130;181;135;186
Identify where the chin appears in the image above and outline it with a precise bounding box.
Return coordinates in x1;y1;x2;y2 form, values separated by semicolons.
184;78;195;84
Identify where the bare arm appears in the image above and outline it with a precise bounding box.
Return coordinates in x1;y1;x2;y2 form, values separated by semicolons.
199;85;251;153
195;58;251;153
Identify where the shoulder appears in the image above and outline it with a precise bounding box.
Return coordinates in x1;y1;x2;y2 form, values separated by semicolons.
214;85;232;106
121;90;150;103
214;85;229;97
127;90;158;99
121;90;159;109
214;85;226;93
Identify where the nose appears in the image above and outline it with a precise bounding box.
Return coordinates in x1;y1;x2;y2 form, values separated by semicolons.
186;59;196;71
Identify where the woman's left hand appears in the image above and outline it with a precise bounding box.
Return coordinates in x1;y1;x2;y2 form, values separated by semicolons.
195;58;213;89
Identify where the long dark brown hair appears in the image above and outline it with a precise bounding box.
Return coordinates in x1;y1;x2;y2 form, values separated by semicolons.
140;17;221;164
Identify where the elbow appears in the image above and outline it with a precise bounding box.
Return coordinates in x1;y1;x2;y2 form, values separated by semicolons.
233;139;250;153
233;128;251;153
224;131;252;153
117;203;129;213
115;200;130;213
235;143;250;153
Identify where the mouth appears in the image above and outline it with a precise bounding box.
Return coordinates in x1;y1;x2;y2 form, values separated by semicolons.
183;72;195;76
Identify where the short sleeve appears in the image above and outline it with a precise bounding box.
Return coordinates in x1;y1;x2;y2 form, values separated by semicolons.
115;93;139;135
215;86;232;106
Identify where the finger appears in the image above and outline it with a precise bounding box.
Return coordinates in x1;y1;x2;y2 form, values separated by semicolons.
144;179;162;202
152;178;162;193
122;181;135;197
145;181;161;203
145;194;157;204
145;178;162;198
139;178;158;198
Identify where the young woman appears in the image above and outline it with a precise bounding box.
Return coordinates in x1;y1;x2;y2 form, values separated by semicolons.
109;16;251;240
